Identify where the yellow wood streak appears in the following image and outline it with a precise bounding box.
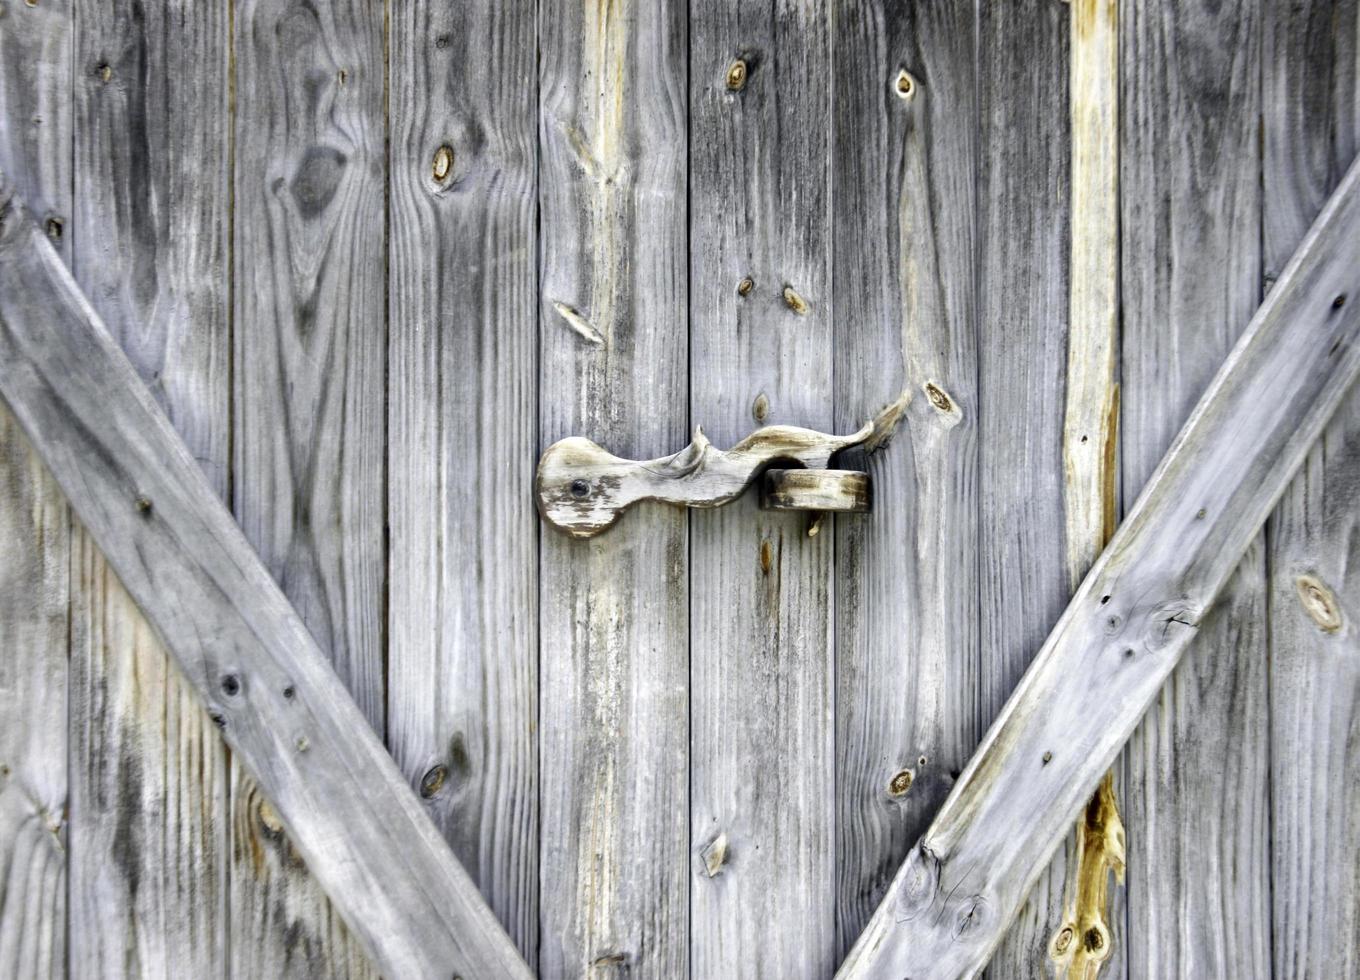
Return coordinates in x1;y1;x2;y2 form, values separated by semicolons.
1059;0;1124;974
1051;772;1127;976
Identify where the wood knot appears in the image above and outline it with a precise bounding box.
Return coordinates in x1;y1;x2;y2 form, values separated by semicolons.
737;275;754;297
96;63;112;82
135;495;153;515
220;674;241;697
258;799;284;836
782;285;809;314
752;392;770;423
45;217;63;241
888;769;914;796
922;381;964;428
759;539;773;575
420;764;448;799
1051;924;1075;957
893;68;918;101
432;144;454;184
700;832;729;877
1295;574;1342;633
726;59;748;91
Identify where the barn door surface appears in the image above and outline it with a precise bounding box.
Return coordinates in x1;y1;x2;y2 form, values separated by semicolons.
1;0;1358;978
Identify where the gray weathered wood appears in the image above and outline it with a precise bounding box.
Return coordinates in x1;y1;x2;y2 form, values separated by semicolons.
829;0;978;961
0;2;70;976
1264;3;1360;977
689;0;835;974
538;422;872;536
975;1;1073;973
838;152;1360;980
67;1;230;973
231;0;385;973
387;0;539;963
0;185;533;980
1119;3;1271;976
537;0;691;974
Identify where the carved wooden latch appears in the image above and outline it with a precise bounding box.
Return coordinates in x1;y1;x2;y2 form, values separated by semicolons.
535;422;875;538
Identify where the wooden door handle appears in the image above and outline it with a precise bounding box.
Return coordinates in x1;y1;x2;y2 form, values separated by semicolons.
536;422;874;538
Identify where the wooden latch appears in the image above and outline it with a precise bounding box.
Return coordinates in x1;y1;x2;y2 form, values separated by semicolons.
536;422;874;538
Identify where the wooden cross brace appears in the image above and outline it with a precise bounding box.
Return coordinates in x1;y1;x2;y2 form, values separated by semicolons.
2;154;1358;979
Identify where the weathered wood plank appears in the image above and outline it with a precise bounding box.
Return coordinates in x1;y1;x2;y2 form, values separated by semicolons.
231;0;385;973
67;1;230;973
838;152;1360;979
537;0;690;974
0;2;70;976
689;1;835;974
1264;3;1360;977
1053;0;1126;975
0;187;533;980
387;0;539;962
1119;3;1271;976
975;0;1072;973
829;0;977;961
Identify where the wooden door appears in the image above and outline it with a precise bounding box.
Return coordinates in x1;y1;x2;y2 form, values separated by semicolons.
1;0;1358;977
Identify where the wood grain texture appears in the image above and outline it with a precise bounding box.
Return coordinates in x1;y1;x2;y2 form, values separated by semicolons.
1263;3;1360;977
689;1;835;974
0;192;534;979
1055;0;1126;975
839;153;1360;979
0;2;70;976
231;0;385;973
387;0;539;962
537;0;690;974
829;0;978;961
975;1;1073;973
67;2;230;974
1119;2;1271;976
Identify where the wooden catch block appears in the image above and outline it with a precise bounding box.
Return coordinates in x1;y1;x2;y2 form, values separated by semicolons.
760;468;870;512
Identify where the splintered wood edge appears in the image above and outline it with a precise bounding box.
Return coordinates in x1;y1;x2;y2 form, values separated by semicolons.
759;469;870;512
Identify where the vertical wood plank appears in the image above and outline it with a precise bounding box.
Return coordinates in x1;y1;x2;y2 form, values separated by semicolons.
67;1;231;974
1054;0;1127;975
688;1;834;974
232;0;384;973
1264;3;1360;977
976;0;1073;974
1120;1;1271;975
387;0;539;962
537;0;690;975
0;2;70;975
830;0;978;959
